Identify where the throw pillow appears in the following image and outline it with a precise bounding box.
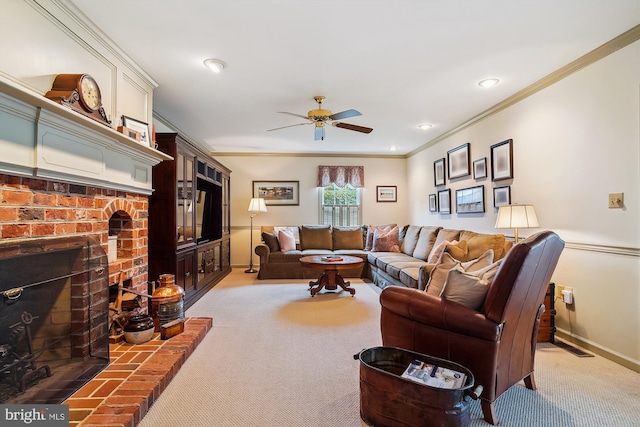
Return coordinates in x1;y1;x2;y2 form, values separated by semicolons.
412;226;440;260
460;248;494;272
425;249;494;296
262;232;280;252
364;224;395;251
299;225;332;250
427;239;457;263
332;226;364;250
425;252;459;296
440;259;503;310
445;240;468;261
274;226;299;244
371;226;400;252
277;229;296;252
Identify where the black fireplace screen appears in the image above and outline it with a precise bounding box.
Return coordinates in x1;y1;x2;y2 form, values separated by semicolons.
0;236;109;404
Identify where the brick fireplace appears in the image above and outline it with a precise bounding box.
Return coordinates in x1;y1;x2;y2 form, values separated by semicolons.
0;174;151;405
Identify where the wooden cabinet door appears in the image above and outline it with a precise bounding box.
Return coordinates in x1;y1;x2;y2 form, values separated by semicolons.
176;251;195;294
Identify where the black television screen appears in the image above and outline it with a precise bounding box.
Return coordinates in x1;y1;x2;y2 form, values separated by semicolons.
196;178;222;243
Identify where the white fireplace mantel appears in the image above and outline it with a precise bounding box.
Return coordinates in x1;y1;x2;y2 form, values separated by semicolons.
0;78;171;195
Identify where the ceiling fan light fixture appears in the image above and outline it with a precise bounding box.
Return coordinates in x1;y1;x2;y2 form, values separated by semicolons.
478;78;500;88
418;123;433;130
203;58;226;73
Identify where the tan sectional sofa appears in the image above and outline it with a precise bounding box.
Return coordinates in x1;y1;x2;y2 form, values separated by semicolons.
255;224;513;289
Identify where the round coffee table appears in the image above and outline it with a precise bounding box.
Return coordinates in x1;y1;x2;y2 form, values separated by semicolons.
299;255;364;297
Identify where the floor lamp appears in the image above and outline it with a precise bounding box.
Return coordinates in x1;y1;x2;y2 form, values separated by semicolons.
245;198;267;273
495;204;539;243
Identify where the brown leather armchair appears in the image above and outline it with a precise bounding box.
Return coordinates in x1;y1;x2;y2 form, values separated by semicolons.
380;231;564;424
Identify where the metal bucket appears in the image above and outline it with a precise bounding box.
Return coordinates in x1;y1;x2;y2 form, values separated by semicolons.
356;346;482;427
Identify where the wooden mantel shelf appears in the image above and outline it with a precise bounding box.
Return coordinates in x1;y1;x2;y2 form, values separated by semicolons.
0;77;172;195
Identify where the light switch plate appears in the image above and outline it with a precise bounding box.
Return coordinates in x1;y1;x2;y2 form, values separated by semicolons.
608;193;623;208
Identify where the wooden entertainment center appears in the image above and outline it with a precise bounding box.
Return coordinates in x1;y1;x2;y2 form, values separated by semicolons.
148;133;231;308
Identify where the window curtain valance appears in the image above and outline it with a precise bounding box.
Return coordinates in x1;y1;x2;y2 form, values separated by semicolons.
317;165;365;187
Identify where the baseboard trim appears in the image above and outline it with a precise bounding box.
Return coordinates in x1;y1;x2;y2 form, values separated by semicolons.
555;329;640;373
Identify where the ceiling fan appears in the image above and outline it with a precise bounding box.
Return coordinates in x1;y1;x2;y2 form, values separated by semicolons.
267;96;373;141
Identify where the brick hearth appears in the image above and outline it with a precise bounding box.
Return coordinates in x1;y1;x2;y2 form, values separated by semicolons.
65;317;212;427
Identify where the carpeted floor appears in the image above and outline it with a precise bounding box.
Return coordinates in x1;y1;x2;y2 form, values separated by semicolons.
138;270;640;427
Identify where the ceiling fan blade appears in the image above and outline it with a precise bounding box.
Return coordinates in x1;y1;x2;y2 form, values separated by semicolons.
329;109;361;121
277;111;310;120
314;126;325;141
267;122;311;132
333;122;373;134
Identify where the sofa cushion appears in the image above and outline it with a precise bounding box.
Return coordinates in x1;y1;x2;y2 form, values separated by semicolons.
299;225;332;250
277;229;297;252
428;229;462;260
427;239;457;263
445;240;468;261
372;226;400;252
386;261;429;279
300;249;333;256
401;225;422;255
273;226;300;244
459;230;507;261
441;259;502;310
398;267;421;288
262;232;280;252
332;226;364;250
425;249;494;296
364;224;396;251
412;226;441;260
370;252;415;269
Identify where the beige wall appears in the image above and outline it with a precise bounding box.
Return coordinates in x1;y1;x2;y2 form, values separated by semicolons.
407;41;640;369
219;155;408;269
0;1;156;128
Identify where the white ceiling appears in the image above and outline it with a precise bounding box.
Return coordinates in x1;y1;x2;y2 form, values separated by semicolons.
68;0;639;156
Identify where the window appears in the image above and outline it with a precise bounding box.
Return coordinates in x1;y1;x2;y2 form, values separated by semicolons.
319;183;361;226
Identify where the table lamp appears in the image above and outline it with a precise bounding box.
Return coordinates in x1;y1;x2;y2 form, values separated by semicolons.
495;204;539;243
245;198;267;273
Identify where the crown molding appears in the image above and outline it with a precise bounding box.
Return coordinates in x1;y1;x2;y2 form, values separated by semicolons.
407;24;640;158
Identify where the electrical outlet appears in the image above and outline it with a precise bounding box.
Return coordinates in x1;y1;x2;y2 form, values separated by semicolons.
609;193;623;208
556;285;565;299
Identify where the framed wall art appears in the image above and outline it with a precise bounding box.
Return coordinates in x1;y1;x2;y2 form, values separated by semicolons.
434;158;446;186
428;193;437;212
438;189;451;214
253;181;299;205
122;115;151;147
473;157;487;179
455;185;485;213
447;143;470;180
493;185;511;208
491;139;513;181
376;186;397;202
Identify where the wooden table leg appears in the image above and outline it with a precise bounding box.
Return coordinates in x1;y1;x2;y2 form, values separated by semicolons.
309;270;355;297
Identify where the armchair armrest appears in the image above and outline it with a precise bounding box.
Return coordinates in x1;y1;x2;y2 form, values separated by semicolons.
380;286;502;342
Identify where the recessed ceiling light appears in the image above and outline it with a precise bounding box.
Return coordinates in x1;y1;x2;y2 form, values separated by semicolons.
388;146;398;151
418;123;433;130
478;78;500;88
203;58;226;73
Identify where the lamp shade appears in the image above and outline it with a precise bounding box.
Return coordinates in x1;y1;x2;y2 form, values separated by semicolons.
495;204;539;229
247;198;268;214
